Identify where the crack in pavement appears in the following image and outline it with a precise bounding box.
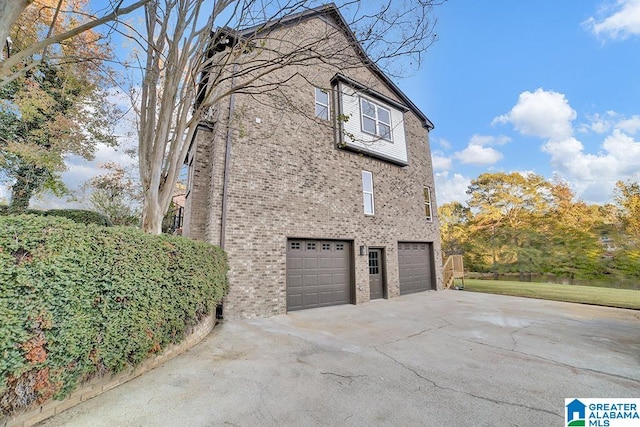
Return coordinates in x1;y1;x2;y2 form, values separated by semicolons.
379;316;454;346
320;372;367;386
374;347;563;419
508;321;539;351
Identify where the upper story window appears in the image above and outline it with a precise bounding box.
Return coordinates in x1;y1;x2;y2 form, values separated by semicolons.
424;186;432;221
360;97;391;141
315;88;330;120
362;170;375;215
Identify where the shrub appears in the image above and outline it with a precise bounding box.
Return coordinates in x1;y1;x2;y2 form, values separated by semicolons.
0;206;113;227
0;215;227;415
42;209;113;227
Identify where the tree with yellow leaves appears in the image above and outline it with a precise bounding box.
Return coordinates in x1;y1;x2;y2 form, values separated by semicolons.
0;0;119;211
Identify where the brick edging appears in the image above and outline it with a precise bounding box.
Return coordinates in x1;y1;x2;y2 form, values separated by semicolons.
1;314;217;427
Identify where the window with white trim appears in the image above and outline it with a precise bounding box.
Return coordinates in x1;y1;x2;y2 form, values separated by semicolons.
362;170;375;215
424;186;433;221
360;97;392;141
315;87;329;120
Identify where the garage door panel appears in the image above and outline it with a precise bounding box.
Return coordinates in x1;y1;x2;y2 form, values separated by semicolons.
287;239;352;311
304;258;318;269
398;242;433;295
288;257;303;269
304;274;318;286
319;291;335;304
288;274;303;288
318;257;333;269
319;273;333;285
303;293;319;306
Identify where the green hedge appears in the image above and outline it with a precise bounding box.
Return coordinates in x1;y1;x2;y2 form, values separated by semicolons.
0;215;227;415
0;206;113;227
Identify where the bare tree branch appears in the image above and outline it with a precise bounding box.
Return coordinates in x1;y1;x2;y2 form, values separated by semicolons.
0;0;151;86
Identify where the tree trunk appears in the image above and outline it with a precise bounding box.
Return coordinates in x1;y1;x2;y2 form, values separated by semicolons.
9;164;46;213
141;188;164;234
0;0;31;59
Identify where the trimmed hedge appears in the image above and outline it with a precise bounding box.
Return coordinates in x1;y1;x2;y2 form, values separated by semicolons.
0;206;113;227
0;215;227;415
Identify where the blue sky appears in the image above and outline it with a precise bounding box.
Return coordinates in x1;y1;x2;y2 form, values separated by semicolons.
403;0;640;206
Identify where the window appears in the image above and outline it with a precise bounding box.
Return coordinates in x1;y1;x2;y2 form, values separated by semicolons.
180;156;193;198
362;171;375;215
315;88;329;120
369;251;379;274
360;97;392;141
424;186;432;221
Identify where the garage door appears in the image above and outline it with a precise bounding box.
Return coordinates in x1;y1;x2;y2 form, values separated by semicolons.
287;240;351;311
398;242;433;295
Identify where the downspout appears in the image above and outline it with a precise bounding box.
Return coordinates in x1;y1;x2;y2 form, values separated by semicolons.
220;63;238;250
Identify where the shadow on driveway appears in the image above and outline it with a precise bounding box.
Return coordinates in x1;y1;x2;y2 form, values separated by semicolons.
41;291;640;426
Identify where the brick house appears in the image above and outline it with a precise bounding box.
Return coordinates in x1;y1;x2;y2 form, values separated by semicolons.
183;4;443;318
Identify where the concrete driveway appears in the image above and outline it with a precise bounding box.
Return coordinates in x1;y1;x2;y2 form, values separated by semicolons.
40;291;639;426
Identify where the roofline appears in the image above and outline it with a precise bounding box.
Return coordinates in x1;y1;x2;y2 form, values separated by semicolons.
231;3;435;131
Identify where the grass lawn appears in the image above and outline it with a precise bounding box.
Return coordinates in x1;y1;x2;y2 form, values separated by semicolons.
462;279;640;310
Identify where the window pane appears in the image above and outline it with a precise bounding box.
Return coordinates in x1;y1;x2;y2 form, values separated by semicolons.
315;88;328;104
377;108;390;125
424;186;432;220
361;99;375;117
362;171;372;192
379;123;391;140
363;116;376;134
315;104;328;120
364;193;374;214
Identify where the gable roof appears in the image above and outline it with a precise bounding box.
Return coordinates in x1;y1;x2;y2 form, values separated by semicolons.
222;3;434;130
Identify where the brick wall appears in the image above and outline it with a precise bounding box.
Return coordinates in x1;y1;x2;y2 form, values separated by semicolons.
185;14;443;319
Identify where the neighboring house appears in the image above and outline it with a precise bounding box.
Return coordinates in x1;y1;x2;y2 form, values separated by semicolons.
183;4;443;318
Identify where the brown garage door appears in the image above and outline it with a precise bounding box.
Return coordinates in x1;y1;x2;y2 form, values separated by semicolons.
398;242;433;295
287;240;351;311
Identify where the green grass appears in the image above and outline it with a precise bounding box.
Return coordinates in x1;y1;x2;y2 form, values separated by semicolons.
462;279;640;310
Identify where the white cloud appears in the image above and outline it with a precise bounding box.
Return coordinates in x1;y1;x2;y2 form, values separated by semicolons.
579;111;618;134
493;88;576;141
432;137;452;150
579;112;640;135
431;152;452;171
617;115;640;134
542;131;640;203
434;172;471;205
454;134;509;166
499;89;640;203
585;0;640;40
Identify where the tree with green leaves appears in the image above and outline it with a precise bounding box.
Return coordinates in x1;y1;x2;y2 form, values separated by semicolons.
0;0;117;212
466;172;554;274
611;180;640;278
543;179;605;279
438;201;471;256
1;0;150;85
86;162;141;226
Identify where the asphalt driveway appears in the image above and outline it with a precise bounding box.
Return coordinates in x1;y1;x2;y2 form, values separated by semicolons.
40;291;640;426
